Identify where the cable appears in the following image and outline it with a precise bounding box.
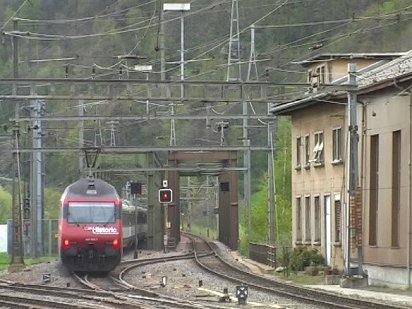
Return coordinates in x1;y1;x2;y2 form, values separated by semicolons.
8;0;229;41
15;1;157;24
0;0;29;32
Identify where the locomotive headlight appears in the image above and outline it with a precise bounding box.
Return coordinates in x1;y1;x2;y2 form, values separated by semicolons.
63;239;70;249
112;239;120;249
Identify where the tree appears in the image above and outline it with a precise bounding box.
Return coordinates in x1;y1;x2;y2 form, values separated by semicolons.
0;188;12;224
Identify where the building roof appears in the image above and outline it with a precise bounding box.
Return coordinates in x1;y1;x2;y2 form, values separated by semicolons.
295;52;407;67
272;50;412;115
357;50;412;88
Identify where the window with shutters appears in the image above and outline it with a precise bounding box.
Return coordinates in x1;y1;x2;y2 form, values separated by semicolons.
305;196;311;243
304;135;310;169
332;127;343;163
296;136;302;170
296;197;302;243
314;195;321;243
334;194;341;243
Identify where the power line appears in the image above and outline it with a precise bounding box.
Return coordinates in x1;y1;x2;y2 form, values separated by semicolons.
0;0;29;32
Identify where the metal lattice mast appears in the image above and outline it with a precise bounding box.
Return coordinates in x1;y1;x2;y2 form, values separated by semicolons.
170;103;176;146
246;24;258;81
94;105;105;147
226;0;242;82
107;121;118;147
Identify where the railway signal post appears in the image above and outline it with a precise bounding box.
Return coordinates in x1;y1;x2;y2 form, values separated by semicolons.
159;180;173;253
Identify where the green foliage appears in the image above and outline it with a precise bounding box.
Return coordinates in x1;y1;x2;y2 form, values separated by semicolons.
0;188;12;224
239;116;292;251
238;221;248;255
250;176;269;243
289;246;324;271
275;195;292;246
274;117;292;200
0;252;8;271
274;117;292;246
0;1;411;256
44;188;61;219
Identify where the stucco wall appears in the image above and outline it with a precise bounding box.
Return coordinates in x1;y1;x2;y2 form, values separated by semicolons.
291;102;346;269
361;90;411;267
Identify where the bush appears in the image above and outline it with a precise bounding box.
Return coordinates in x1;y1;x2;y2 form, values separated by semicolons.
289;246;324;272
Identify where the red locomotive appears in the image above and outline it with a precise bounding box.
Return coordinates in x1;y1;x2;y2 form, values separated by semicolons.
58;177;147;272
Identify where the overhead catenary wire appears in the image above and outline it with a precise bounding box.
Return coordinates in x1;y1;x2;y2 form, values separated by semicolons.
6;0;411;83
4;2;412;107
0;0;30;32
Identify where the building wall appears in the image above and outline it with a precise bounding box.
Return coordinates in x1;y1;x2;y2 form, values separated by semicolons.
291;102;346;270
306;59;382;85
329;59;379;81
361;90;411;272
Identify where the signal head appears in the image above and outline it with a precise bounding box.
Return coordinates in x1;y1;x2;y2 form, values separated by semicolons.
159;188;172;203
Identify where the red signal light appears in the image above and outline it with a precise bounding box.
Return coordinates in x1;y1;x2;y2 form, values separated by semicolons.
158;188;172;203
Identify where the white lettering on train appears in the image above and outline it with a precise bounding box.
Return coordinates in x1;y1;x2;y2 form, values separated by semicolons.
85;226;119;234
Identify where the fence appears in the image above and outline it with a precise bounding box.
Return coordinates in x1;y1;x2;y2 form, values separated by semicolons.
8;219;59;257
248;243;293;271
249;242;277;268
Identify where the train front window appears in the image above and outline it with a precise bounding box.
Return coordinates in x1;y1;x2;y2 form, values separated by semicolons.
67;202;116;224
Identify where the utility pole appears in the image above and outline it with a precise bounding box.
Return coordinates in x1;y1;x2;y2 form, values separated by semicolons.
79;99;84;175
10;18;24;270
227;0;242;82
227;0;250;249
267;115;276;245
159;1;165;81
163;3;190;147
246;25;258;81
346;63;361;276
30;98;45;257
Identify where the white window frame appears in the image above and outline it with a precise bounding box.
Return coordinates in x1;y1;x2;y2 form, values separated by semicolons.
311;131;324;165
317;65;326;85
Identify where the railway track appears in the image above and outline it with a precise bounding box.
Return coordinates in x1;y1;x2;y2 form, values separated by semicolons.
0;279;123;308
73;253;216;308
2;236;410;308
186;232;410;309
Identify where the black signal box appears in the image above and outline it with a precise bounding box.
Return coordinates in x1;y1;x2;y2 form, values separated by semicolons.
158;188;172;203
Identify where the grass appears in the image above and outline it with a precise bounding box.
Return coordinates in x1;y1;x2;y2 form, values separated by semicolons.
184;224;218;240
0;253;9;271
0;253;58;272
273;270;326;285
